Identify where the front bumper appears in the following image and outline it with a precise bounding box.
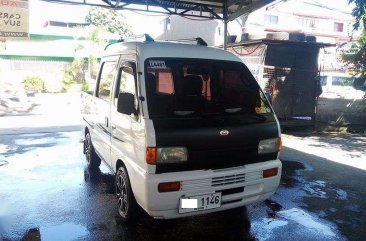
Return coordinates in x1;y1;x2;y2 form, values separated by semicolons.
132;159;281;219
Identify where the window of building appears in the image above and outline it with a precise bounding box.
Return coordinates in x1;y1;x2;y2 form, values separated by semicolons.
68;23;89;28
44;21;89;28
49;21;67;27
264;15;278;24
297;17;318;29
334;22;344;32
97;62;116;101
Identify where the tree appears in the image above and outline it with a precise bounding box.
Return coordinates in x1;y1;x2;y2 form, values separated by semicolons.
342;32;366;77
349;0;366;30
85;7;132;37
342;0;366;77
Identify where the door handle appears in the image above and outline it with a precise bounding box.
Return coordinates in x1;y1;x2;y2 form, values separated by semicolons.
105;116;108;127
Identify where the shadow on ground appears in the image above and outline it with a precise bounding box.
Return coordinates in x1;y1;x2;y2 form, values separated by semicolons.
81;167;254;241
279;146;366;241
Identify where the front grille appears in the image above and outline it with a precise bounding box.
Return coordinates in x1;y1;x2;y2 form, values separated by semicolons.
181;171;262;191
212;173;245;187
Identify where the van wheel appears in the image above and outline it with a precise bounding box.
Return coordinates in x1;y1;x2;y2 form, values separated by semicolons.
115;166;136;223
85;132;101;169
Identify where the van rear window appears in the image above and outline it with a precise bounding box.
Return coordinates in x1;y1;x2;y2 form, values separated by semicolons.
145;58;272;118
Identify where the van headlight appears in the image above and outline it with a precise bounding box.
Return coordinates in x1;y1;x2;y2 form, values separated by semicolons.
258;138;281;154
157;147;188;163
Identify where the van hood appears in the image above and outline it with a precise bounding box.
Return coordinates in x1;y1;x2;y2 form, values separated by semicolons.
152;115;279;173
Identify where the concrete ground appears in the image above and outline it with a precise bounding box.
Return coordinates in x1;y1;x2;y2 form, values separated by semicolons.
0;93;82;135
0;93;365;241
0;130;365;241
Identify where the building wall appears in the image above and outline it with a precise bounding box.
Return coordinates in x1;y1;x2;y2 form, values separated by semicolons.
156;16;220;46
157;0;360;46
0;27;114;92
245;1;356;44
0;58;71;92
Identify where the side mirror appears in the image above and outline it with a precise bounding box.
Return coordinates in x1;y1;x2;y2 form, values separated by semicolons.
117;92;135;115
353;77;366;91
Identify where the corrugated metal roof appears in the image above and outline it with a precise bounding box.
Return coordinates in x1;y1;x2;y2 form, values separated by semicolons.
41;0;277;21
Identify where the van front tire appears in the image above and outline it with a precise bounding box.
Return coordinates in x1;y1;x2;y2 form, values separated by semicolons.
84;132;101;169
115;166;137;223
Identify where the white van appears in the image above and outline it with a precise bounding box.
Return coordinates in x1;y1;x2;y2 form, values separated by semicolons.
82;36;282;222
320;72;364;99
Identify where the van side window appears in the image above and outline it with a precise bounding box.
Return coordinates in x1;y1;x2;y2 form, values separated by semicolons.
320;76;327;86
97;62;116;101
332;76;353;86
116;63;138;110
120;66;136;94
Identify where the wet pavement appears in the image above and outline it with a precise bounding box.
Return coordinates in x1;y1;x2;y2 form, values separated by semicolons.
0;131;365;241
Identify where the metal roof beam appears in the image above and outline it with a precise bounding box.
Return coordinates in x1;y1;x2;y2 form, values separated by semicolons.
42;0;111;8
40;0;276;21
101;0;114;6
201;5;222;19
227;0;274;21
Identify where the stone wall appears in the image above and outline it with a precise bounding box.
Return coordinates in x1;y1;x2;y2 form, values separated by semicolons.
316;96;366;131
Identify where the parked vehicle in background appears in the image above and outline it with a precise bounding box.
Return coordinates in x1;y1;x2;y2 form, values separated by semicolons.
320;72;364;99
81;35;282;223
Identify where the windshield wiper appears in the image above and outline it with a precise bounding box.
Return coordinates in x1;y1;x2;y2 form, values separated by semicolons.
173;110;196;116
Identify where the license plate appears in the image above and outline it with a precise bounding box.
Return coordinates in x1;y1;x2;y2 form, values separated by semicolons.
179;193;221;214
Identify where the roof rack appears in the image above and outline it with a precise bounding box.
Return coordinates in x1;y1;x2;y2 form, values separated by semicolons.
104;34;154;50
166;38;208;46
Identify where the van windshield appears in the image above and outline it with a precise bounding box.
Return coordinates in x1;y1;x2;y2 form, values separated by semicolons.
145;58;272;118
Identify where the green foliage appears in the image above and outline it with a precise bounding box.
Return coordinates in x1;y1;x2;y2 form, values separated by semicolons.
89;56;99;80
85;7;132;37
342;1;366;77
62;58;88;92
348;0;366;30
342;31;366;77
81;82;89;92
23;76;46;93
61;74;76;92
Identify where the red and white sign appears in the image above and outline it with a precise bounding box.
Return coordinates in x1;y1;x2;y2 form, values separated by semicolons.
0;0;29;39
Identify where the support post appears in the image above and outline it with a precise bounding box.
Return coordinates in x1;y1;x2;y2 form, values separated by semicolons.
223;1;228;50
